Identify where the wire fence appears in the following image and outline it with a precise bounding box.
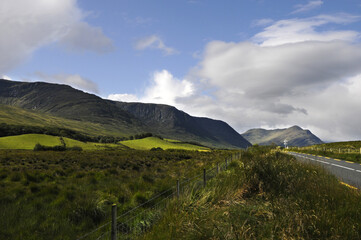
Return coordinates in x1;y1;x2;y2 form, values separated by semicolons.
76;152;242;240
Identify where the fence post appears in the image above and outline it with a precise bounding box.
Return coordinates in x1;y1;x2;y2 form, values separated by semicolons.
111;204;117;240
177;179;180;199
225;159;228;169
216;163;219;174
203;168;206;187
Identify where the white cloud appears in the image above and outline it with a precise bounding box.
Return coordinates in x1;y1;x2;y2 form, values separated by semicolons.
108;93;139;102
142;70;194;105
184;14;361;141
134;35;178;55
1;75;12;80
108;70;194;107
253;14;360;46
292;0;323;14
35;72;99;94
0;0;114;74
109;14;361;141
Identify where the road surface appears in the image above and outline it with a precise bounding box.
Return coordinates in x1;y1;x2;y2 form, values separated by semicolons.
288;152;361;189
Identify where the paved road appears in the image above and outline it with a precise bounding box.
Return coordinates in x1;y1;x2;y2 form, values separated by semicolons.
288;152;361;189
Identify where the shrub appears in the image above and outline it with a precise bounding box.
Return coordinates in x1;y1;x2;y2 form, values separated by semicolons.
33;143;66;151
150;147;163;151
68;146;83;151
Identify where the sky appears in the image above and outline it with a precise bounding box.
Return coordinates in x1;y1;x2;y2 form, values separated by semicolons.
1;0;361;142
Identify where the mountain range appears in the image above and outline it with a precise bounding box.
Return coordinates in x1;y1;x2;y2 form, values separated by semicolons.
242;126;323;147
0;79;252;149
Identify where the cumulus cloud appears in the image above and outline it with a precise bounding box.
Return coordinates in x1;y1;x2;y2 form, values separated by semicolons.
0;0;114;74
292;0;323;14
109;14;361;141
35;72;99;94
134;35;178;55
184;14;361;141
108;70;194;106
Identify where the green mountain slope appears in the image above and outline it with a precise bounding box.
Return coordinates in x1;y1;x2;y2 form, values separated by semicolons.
242;125;323;147
0;104;131;137
0;79;251;149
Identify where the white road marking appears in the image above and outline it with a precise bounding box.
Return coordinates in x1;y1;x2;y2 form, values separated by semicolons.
330;163;355;171
290;152;360;173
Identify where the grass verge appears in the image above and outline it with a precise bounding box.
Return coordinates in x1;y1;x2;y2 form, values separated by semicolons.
291;149;361;163
143;146;361;239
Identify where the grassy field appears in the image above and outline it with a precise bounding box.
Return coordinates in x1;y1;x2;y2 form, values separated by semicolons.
0;149;232;240
120;137;210;151
0;134;209;151
0;134;62;150
0;134;126;150
143;146;361;239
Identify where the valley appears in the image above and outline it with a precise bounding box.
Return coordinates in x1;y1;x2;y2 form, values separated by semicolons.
0;79;360;240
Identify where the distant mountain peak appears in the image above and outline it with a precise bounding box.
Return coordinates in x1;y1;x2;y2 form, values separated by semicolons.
242;125;323;147
289;125;302;130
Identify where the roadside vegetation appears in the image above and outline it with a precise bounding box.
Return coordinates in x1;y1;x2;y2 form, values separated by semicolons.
290;141;361;163
0;149;231;240
2;145;360;239
143;146;361;239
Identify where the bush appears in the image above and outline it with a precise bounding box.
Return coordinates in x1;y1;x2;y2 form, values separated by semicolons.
150;147;163;151
33;143;82;151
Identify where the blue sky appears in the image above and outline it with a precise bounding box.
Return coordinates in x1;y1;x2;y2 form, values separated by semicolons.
2;0;361;141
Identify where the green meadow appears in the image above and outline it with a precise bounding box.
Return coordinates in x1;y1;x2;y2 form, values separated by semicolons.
0;134;208;151
0;134;125;150
120;137;210;151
